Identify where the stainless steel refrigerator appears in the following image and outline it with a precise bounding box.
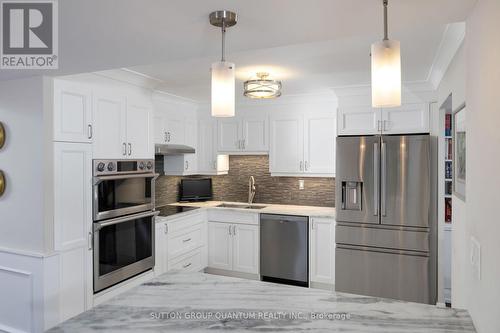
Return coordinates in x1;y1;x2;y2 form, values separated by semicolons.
335;134;437;304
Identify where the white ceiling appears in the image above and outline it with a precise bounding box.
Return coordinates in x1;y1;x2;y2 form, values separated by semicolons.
0;0;476;99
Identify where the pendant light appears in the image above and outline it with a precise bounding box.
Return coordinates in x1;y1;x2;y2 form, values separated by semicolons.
244;72;282;99
210;10;237;117
371;0;401;108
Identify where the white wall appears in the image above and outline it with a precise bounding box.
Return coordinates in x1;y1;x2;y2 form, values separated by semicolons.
464;0;500;332
0;77;47;254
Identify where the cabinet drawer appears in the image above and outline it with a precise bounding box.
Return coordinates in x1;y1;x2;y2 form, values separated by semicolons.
208;209;259;225
168;248;203;273
168;224;204;260
166;212;205;234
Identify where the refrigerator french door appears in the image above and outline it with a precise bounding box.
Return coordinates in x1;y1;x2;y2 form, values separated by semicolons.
335;134;437;304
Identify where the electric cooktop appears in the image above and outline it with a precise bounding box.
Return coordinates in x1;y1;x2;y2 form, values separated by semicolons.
157;205;200;217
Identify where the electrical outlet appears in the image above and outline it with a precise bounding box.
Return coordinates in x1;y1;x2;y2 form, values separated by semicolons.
298;179;305;190
470;236;481;281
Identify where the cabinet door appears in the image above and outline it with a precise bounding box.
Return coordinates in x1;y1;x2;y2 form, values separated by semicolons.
217;118;241;152
154;222;168;276
165;114;185;145
153;111;167;144
53;142;93;319
232;224;259;274
269;113;304;173
241;114;268;152
337;106;381;135
126;98;153;159
198;120;216;173
53;81;92;143
382;103;429;134
304;113;336;175
310;218;335;285
92;92;127;159
208;222;233;271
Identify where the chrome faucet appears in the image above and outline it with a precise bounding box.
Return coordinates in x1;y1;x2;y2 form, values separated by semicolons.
248;176;256;204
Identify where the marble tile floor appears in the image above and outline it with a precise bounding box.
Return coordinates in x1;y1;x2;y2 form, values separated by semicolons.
49;272;475;333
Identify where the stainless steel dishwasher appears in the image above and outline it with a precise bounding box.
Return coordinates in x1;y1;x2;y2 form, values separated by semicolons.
260;214;309;287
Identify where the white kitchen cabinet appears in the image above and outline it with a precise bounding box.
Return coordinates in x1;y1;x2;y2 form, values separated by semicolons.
270;112;336;176
309;217;335;286
154;221;168;276
269;113;304;173
197;119;229;175
337;106;381;136
337;103;430;136
208;220;259;275
217;113;269;154
126;97;154;159
93;91;153;159
232;224;259;274
53;80;93;143
53;142;93;320
304;113;336;175
208;222;233;271
164;113;185;145
92;92;127;159
381;103;429;134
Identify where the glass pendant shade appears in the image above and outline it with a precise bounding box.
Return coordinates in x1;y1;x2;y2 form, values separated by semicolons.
211;61;235;117
371;40;401;108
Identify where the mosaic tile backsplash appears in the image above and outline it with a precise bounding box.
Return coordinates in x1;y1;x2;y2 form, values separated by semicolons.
155;155;335;208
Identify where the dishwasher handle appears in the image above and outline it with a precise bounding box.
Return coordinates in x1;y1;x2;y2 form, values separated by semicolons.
260;214;308;224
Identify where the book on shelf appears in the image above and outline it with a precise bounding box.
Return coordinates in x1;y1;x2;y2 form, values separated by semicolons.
445;161;453;179
445;114;452;137
446;138;453;160
445;198;452;223
445;181;452;195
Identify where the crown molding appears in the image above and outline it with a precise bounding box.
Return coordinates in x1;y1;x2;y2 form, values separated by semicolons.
426;22;466;89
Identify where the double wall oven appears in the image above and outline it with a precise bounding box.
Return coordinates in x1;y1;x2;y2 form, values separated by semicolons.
92;159;158;293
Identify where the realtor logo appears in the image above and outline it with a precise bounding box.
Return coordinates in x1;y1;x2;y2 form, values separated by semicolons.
1;0;58;69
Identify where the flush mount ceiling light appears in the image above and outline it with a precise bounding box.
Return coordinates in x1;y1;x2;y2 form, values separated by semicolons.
244;72;282;99
371;0;401;108
210;10;237;117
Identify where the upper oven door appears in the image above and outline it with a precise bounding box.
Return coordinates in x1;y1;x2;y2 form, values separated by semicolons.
93;173;156;221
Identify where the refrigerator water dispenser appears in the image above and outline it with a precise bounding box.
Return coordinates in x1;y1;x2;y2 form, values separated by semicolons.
341;181;362;210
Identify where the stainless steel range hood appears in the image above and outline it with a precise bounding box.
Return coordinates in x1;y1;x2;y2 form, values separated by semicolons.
154;144;195;155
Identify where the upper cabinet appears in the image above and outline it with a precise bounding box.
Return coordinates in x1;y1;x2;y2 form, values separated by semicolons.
93;91;153;159
270;111;336;177
197;118;229;175
337;103;430;136
217;112;269;154
53;80;93;143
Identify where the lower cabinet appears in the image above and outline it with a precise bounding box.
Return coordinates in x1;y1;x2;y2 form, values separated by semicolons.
154;212;208;276
208;221;259;275
309;217;335;286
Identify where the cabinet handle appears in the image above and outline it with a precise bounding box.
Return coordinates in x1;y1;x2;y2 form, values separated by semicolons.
128;143;132;156
87;124;93;139
242;139;245;150
182;237;191;243
167;132;171;142
164;132;168;143
232;225;236;236
122;143;127;156
87;232;93;250
228;225;232;235
377;120;382;132
300;161;303;171
164;224;168;234
183;262;192;269
185;161;189;170
305;161;308;171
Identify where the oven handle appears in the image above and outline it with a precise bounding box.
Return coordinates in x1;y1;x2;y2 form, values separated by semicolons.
93;173;159;185
94;210;159;231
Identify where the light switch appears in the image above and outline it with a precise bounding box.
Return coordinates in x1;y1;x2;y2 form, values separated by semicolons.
298;179;305;190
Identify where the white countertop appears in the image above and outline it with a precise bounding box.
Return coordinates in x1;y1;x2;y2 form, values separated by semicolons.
167;201;335;219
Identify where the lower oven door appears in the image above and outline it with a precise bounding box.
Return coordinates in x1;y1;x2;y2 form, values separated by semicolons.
93;210;158;293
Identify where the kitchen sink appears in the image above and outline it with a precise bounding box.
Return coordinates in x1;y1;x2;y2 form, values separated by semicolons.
216;203;267;210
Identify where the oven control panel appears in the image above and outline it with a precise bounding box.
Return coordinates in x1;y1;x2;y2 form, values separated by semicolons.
93;159;155;176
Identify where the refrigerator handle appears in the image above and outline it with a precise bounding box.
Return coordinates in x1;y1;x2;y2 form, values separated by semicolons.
381;141;387;216
373;142;379;216
341;183;346;209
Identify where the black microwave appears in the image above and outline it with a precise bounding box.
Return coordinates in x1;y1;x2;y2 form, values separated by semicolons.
179;178;213;202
